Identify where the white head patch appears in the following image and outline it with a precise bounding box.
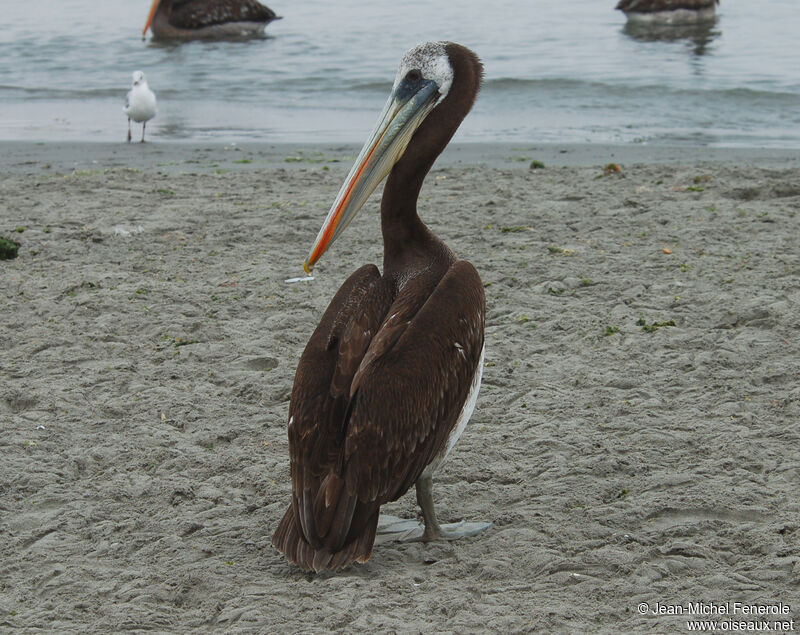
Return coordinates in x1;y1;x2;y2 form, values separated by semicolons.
132;70;146;85
393;41;453;103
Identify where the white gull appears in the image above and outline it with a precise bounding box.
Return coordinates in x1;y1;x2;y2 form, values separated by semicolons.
123;71;157;143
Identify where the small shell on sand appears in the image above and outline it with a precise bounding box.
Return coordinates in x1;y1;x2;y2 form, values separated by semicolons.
285;276;315;283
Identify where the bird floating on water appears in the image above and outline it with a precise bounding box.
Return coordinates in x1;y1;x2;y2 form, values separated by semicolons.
271;42;490;573
142;0;281;40
616;0;719;23
123;71;157;143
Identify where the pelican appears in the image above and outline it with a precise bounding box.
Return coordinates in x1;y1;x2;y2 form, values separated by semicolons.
272;42;489;573
123;71;157;143
142;0;281;40
616;0;719;22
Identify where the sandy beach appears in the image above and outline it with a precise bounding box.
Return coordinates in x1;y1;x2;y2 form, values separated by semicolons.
2;141;799;633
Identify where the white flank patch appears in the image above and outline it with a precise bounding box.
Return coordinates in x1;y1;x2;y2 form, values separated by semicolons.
422;343;485;478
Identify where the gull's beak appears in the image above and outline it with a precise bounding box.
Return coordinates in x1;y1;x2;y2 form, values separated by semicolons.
142;0;161;40
303;76;440;274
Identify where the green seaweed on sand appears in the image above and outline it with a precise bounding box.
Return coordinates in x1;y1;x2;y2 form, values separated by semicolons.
636;317;676;333
0;236;21;260
284;151;342;164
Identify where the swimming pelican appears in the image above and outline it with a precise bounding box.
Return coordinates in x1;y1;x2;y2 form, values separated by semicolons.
142;0;280;40
616;0;719;22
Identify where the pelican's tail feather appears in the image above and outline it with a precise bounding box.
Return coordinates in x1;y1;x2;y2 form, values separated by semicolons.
272;505;379;573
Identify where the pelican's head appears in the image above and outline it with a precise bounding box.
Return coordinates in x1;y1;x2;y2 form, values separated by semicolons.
132;70;146;86
303;42;469;274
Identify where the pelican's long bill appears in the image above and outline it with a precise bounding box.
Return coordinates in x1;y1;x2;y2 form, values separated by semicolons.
303;77;440;273
142;0;161;39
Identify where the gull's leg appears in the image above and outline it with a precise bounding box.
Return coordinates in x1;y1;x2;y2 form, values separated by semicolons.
127;118;132;143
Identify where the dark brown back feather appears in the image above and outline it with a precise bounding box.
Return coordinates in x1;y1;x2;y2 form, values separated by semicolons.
272;260;485;572
170;0;278;29
616;0;718;12
346;261;485;502
272;265;391;571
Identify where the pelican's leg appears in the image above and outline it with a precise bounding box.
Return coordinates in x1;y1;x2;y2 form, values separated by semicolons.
127;118;132;143
375;475;492;544
141;121;146;143
415;474;442;540
416;474;491;540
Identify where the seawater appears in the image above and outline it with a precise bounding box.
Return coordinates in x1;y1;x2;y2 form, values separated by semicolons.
1;0;798;147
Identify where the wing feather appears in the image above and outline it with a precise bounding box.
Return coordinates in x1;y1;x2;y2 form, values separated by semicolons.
273;259;485;571
278;265;392;559
170;0;278;29
345;260;485;505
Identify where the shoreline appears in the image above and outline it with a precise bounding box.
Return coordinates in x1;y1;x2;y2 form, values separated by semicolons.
3;140;800;175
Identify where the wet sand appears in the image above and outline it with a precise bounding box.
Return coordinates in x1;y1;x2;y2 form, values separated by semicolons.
2;141;799;632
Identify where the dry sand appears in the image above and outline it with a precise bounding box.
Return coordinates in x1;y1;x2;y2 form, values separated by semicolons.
1;142;799;633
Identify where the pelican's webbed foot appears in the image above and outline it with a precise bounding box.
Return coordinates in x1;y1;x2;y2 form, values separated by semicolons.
375;474;492;544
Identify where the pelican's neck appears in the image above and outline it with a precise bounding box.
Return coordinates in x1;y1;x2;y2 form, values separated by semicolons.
380;154;431;235
379;43;482;281
379;124;449;281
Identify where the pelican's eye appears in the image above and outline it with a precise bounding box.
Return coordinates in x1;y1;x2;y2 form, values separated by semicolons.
405;69;422;83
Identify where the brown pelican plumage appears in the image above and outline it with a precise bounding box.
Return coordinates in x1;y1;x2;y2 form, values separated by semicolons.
272;42;489;573
616;0;719;22
142;0;280;40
